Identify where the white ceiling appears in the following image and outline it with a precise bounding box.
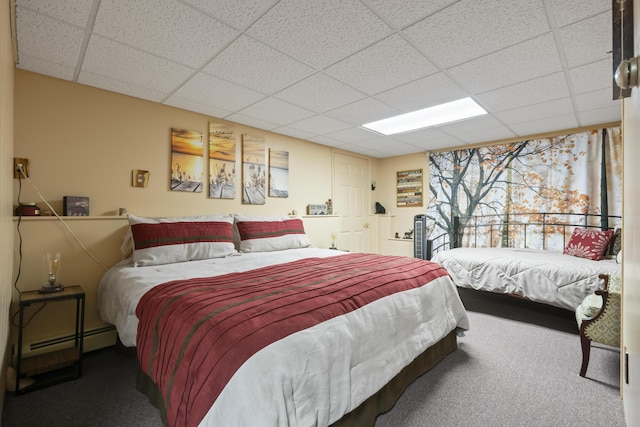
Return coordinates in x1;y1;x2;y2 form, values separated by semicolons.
14;0;622;158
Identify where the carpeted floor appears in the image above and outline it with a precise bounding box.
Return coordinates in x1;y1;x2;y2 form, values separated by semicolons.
2;288;625;426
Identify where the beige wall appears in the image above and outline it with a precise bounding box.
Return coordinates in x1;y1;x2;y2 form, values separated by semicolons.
622;1;640;423
376;152;429;238
1;0;15;410
12;70;376;347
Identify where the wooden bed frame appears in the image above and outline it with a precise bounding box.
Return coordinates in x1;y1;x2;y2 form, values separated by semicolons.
427;212;621;260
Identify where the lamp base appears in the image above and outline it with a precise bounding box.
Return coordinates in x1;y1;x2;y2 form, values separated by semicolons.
39;284;64;294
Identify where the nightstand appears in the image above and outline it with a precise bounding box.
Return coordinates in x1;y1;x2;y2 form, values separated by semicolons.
15;286;85;395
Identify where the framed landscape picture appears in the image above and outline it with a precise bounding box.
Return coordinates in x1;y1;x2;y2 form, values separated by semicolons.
170;128;204;193
208;122;236;199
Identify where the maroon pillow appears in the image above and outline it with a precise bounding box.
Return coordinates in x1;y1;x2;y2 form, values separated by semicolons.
563;228;614;260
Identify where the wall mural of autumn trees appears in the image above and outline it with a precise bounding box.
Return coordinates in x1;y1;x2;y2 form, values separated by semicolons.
427;127;622;251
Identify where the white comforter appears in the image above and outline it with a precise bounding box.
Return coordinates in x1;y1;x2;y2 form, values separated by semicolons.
98;248;469;427
432;247;621;311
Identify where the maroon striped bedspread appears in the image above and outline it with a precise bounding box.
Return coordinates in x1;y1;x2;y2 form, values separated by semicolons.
136;253;448;427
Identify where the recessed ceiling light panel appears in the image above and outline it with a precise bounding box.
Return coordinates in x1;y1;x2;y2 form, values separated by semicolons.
361;97;487;135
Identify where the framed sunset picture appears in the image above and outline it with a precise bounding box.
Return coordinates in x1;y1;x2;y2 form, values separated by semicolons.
170;128;204;192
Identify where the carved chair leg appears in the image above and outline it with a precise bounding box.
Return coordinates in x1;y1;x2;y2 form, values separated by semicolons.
580;333;591;377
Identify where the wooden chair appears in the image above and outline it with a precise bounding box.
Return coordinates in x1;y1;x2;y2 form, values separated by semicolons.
575;274;621;377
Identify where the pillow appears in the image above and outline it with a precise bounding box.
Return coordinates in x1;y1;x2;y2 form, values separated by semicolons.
129;214;236;265
607;227;622;257
234;215;311;253
616;250;623;264
563;228;614;261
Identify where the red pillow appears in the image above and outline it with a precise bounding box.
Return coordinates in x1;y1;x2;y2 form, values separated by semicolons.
563;228;614;260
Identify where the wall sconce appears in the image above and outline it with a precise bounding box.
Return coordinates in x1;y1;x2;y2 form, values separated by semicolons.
615;56;639;89
371;181;376;191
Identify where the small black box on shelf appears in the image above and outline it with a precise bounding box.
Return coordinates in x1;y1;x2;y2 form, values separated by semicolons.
63;196;89;216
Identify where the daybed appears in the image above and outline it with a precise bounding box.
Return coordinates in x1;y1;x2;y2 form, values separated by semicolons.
429;213;621;311
98;214;469;427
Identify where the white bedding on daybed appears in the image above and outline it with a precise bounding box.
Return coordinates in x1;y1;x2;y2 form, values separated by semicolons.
98;247;469;426
432;247;621;311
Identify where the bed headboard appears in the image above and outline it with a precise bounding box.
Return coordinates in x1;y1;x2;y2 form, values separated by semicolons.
427;212;621;260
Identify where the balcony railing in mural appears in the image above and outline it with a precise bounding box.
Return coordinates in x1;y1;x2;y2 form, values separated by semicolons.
427;212;621;259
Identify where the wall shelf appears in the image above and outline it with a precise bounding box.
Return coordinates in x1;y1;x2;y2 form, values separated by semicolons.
13;216;128;221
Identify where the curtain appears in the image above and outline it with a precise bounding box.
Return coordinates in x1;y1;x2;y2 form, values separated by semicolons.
427;127;622;250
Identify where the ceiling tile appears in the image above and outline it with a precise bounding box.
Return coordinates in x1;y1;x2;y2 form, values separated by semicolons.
375;73;467;112
559;12;611;68
286;115;352;135
575;88;621;112
246;0;393;68
78;71;169;103
435;114;506;136
201;35;314;94
325;34;438;95
391;127;462;148
476;73;570;112
16;7;84;68
16;55;76;80
549;0;610;27
93;0;238;68
449;33;562;94
353;137;423;157
17;0;94;27
181;0;279;29
363;0;458;29
578;104;622;125
495;98;574;125
570;59;613;94
509;114;579;136
164;96;234;119
81;36;194;94
404;0;549;68
274;73;366;113
171;72;265;112
324;127;381;144
447;126;517;145
223;113;281;131
324;98;401;126
231;97;316;127
272;127;317;141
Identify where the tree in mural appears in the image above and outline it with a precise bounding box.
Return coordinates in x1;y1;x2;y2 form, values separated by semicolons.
427;132;599;249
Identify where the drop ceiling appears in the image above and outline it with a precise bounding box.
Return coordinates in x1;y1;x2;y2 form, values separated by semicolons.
13;0;622;158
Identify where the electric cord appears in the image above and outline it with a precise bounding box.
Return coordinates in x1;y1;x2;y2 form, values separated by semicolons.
16;164;108;272
11;170;46;328
11;165;108;327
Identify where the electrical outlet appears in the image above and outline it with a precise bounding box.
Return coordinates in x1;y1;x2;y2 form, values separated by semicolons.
13;158;29;179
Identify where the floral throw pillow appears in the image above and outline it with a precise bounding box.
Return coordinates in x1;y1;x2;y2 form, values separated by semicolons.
563;228;614;261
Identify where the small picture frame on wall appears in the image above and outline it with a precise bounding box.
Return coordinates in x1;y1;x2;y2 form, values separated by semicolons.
63;196;89;216
396;169;423;207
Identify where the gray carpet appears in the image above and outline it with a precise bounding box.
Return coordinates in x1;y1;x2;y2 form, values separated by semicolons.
2;288;625;426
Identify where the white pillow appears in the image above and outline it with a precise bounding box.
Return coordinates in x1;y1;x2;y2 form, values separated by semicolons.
617;250;622;264
233;215;311;253
129;214;236;265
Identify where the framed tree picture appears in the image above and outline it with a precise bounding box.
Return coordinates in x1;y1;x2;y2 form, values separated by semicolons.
396;169;423;207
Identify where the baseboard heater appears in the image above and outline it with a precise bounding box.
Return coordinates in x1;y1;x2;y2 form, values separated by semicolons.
17;325;117;360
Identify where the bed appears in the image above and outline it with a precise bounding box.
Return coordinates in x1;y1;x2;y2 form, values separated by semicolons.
429;213;622;311
98;214;469;427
